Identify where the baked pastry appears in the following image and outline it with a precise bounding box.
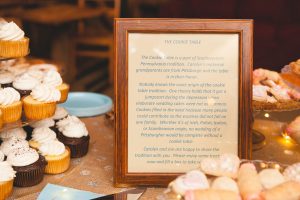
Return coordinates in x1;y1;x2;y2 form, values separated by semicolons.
0;20;29;58
185;189;241;200
261;181;300;200
0;71;14;88
0;161;16;200
0;137;29;156
283;162;300;183
43;71;69;103
253;68;300;110
29;127;56;149
23;84;60;120
0;128;27;141
56;116;89;158
13;73;40;97
211;176;239;193
258;169;285;189
169;170;209;196
237;163;263;200
7;147;47;187
0;87;22;123
52;106;69;123
39;140;70;174
200;154;240;179
285;116;300;144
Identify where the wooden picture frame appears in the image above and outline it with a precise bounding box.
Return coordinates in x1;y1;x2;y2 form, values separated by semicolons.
114;18;253;187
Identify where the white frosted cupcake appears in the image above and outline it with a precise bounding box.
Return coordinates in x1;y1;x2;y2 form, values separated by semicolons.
0;150;4;161
29;63;58;73
39;140;70;174
13;73;40;98
29;127;56;149
0;20;29;58
23;84;60;120
52;106;68;122
0;161;16;199
0;87;22;123
7;147;46;187
0;71;14;88
56;116;89;158
0;128;27;141
31;117;55;129
43;71;69;103
0;137;29;156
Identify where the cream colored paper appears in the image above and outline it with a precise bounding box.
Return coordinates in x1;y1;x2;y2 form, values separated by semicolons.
128;33;239;173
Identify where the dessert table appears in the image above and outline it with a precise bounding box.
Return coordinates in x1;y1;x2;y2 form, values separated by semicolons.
9;110;300;200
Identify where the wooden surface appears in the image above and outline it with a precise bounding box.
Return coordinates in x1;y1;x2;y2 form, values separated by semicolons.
19;4;105;25
8;110;300;199
114;18;253;187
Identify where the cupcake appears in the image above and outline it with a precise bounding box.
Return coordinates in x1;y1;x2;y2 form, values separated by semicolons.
0;137;29;156
7;147;46;187
43;71;69;103
0;87;22;123
39;140;70;174
23;84;60;120
23;117;55;140
0;71;14;88
29;63;58;73
0;20;29;58
52;106;69;123
56;116;89;158
0;161;16;200
0;128;27;142
29;127;56;150
0;110;3;130
13;73;40;97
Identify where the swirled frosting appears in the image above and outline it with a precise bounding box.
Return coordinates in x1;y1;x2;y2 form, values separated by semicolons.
42;71;62;87
0;137;29;156
31;127;56;144
7;147;39;167
52;106;68;120
30;118;55;128
0;87;20;106
0;128;27;141
0;161;16;181
39;140;65;156
26;69;45;81
0;71;14;84
13;73;40;90
57;116;88;138
29;64;58;73
0;150;4;161
31;84;61;102
0;21;24;41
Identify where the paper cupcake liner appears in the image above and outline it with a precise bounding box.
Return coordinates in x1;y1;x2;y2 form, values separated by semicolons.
23;98;56;120
0;111;3;129
0;37;29;58
57;132;90;158
45;147;70;174
0;101;22;123
57;83;69;103
13;155;47;187
0;179;13;200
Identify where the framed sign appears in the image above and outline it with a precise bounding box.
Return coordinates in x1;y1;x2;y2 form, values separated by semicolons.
114;19;253;187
